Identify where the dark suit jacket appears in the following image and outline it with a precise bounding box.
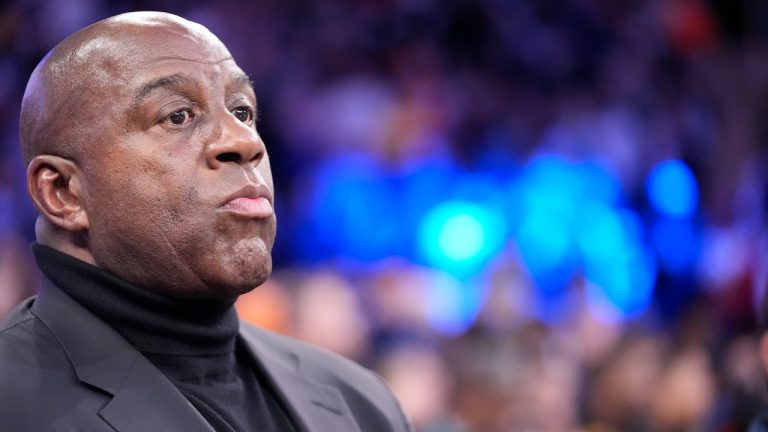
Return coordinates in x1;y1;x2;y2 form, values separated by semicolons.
0;279;411;432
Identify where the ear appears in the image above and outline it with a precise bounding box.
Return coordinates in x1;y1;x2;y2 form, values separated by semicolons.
27;155;89;232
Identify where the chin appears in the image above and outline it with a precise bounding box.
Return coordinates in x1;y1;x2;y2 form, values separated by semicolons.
232;267;272;294
213;258;272;298
178;233;274;299
183;271;269;300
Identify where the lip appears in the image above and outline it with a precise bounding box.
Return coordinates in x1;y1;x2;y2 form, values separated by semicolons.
220;184;274;218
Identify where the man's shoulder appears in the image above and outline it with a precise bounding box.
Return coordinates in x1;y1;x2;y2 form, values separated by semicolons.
0;297;51;362
0;299;38;384
0;298;89;423
239;322;378;385
239;322;413;431
0;297;72;381
0;296;35;332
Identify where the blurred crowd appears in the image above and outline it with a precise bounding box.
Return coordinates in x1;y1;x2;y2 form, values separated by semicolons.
2;0;768;430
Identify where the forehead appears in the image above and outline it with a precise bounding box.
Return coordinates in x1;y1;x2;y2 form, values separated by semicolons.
104;13;231;60
72;17;239;94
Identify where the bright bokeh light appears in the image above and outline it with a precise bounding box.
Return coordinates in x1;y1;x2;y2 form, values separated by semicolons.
517;209;572;274
509;154;657;321
418;200;506;276
584;246;658;321
646;159;699;218
437;213;486;261
513;155;581;277
304;152;684;325
576;203;641;265
577;203;657;319
577;162;622;205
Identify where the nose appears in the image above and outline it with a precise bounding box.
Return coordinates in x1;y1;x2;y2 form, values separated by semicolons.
204;112;266;169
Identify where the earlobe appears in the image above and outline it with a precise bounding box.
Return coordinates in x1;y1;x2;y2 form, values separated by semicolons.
27;155;90;232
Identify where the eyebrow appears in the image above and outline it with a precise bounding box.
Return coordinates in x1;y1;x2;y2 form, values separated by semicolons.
134;74;193;103
133;72;255;104
230;72;255;93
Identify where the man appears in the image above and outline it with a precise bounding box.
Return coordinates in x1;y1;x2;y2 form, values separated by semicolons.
0;11;411;432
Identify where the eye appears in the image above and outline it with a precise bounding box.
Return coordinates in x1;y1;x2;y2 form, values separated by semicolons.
231;106;254;124
165;108;193;126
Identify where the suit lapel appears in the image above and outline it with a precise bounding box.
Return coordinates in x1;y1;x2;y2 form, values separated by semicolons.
98;354;213;432
32;279;214;432
239;327;362;432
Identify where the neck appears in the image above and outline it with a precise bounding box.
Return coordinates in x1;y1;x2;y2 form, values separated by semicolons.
32;243;239;356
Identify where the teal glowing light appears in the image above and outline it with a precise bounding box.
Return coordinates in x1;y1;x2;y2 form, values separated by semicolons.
418;200;506;275
437;213;486;261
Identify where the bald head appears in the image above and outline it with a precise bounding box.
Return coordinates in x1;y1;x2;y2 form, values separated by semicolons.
21;11;275;297
20;11;276;299
20;12;231;166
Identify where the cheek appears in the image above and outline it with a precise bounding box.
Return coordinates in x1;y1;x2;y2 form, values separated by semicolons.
86;159;193;234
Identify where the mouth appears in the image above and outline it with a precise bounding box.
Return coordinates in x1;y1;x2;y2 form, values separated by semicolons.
220;184;274;219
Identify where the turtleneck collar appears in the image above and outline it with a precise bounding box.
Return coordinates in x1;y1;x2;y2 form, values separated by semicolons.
32;243;239;356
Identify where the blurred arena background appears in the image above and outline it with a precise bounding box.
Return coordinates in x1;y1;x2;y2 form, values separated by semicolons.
1;0;768;430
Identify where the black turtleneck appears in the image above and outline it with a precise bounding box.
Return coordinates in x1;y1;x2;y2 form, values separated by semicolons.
32;244;298;432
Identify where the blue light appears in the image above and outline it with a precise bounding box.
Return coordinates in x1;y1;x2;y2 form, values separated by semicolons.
577;162;622;205
646;160;699;218
437;213;486;261
576;203;636;264
513;155;581;276
520;156;581;215
651;217;698;274
308;155;400;261
577;204;657;320
517;208;572;273
584;245;657;321
418;200;506;276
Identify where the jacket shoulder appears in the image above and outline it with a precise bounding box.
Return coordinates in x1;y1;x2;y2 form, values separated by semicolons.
0;297;64;372
0;298;114;429
239;323;412;432
0;299;76;420
240;323;373;382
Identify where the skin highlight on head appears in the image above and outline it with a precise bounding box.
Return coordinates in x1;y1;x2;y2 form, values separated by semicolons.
22;12;277;300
